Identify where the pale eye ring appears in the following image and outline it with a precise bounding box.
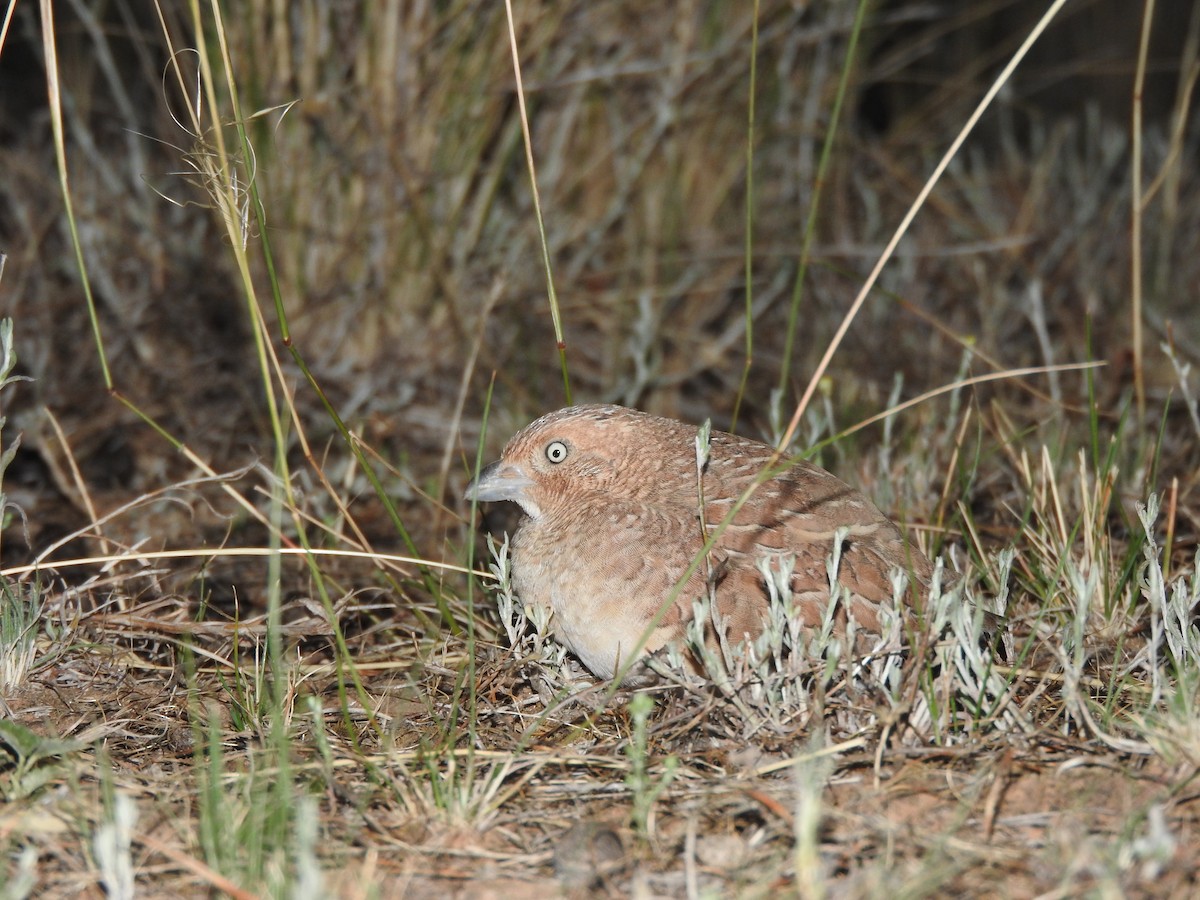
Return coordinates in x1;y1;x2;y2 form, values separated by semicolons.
545;440;569;464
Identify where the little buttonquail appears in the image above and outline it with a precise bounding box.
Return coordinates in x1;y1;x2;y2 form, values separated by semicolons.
466;404;931;679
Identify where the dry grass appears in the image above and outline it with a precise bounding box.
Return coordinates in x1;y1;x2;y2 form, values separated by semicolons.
2;1;1200;897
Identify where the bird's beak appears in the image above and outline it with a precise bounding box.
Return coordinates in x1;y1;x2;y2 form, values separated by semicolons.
464;461;535;505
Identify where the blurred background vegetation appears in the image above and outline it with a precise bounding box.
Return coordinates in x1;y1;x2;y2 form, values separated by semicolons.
1;0;1197;564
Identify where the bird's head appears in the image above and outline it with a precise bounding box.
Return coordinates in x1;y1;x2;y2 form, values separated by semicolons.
464;405;661;520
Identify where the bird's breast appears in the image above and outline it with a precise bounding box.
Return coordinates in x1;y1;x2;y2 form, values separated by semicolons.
510;506;700;677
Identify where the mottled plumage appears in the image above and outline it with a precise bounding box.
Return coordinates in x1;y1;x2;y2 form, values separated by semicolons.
466;404;931;678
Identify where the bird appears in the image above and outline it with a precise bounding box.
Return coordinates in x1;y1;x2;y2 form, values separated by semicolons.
465;404;932;679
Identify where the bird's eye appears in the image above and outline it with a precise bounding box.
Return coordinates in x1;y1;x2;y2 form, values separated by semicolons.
545;440;569;464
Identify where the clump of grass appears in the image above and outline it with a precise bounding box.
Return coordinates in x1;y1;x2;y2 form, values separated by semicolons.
646;539;1022;747
625;691;678;838
191;699;307;896
1128;499;1200;765
391;750;523;835
0;581;42;695
0;317;24;543
0;316;42;695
